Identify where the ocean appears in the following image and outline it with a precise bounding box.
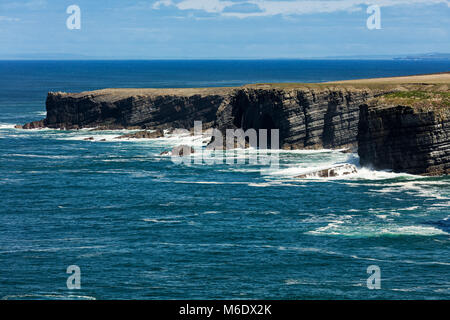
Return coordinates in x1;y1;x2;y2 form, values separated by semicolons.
0;60;449;300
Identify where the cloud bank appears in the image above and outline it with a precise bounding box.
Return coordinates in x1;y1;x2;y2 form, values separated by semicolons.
152;0;450;18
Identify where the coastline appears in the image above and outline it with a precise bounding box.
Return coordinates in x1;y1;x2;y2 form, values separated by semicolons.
18;72;450;176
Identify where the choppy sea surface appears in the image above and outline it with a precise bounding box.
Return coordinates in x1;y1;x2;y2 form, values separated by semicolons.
0;60;449;300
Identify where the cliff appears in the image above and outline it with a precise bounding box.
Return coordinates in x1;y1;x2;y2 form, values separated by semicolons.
20;73;450;175
43;88;234;130
26;86;374;150
214;86;373;149
358;104;450;176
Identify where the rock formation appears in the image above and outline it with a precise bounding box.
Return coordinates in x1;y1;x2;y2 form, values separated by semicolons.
19;74;450;176
115;129;165;139
171;145;195;156
295;164;358;178
25;86;373;150
15;119;46;129
358;104;450;176
44;88;230;130
214;87;372;150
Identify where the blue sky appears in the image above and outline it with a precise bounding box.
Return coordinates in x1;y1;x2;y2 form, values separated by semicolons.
0;0;449;59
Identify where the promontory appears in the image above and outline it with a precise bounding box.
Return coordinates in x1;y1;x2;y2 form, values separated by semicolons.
20;73;450;176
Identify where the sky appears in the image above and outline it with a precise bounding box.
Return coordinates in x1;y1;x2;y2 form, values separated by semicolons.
0;0;449;59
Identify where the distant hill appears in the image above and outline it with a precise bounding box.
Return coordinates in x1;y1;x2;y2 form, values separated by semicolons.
309;53;450;60
393;53;450;60
0;52;449;60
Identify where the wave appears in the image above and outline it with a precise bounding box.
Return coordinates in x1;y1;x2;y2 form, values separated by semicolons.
143;218;182;224
0;123;17;129
307;223;448;237
6;153;75;159
2;294;96;300
60;134;122;142
370;180;449;201
247;182;274;187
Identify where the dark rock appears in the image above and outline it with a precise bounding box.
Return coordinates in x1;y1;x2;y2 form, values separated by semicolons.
172;145;195;156
21;119;46;129
358;105;450;176
89;125;143;131
28;87;373;150
340;147;357;154
115;129;164;139
20;85;450;175
295;164;358;178
43;89;225;130
214;88;372;150
83;137;94;141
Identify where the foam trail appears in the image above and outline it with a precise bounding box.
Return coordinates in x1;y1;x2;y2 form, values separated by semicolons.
308;224;448;237
0;124;17;129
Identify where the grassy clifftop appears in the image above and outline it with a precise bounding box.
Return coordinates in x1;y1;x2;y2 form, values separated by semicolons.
371;90;450;114
246;72;450;90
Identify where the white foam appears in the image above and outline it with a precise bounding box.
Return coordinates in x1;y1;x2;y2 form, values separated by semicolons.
265;163;338;178
247;182;273;187
143;218;182;224
269;148;345;154
352;167;418;180
203;211;219;214
373;181;449;201
0;124;17;129
308;224;448;237
62;134;122;142
7;154;75;159
173;180;247;185
2;294;96;300
400;206;420;211
284;279;302;285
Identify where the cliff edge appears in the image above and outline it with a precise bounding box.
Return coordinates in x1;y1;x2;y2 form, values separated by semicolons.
20;73;450;175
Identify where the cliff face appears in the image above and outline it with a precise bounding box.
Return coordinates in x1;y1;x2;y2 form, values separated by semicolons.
38;87;373;150
21;82;450;176
215;87;372;149
44;88;234;130
358;105;450;176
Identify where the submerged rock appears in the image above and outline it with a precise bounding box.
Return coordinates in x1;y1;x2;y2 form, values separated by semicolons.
115;129;164;140
295;164;358;178
89;125;142;131
160;145;195;157
171;145;195;156
340;148;357;154
20;120;46;129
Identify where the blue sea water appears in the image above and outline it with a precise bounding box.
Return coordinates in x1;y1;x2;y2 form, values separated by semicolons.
0;60;449;300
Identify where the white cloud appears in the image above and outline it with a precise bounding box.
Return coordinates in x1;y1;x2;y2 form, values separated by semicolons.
154;0;234;13
0;16;20;22
153;0;174;9
1;0;47;10
153;0;450;18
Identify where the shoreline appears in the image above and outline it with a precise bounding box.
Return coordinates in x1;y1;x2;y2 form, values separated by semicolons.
16;72;450;176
